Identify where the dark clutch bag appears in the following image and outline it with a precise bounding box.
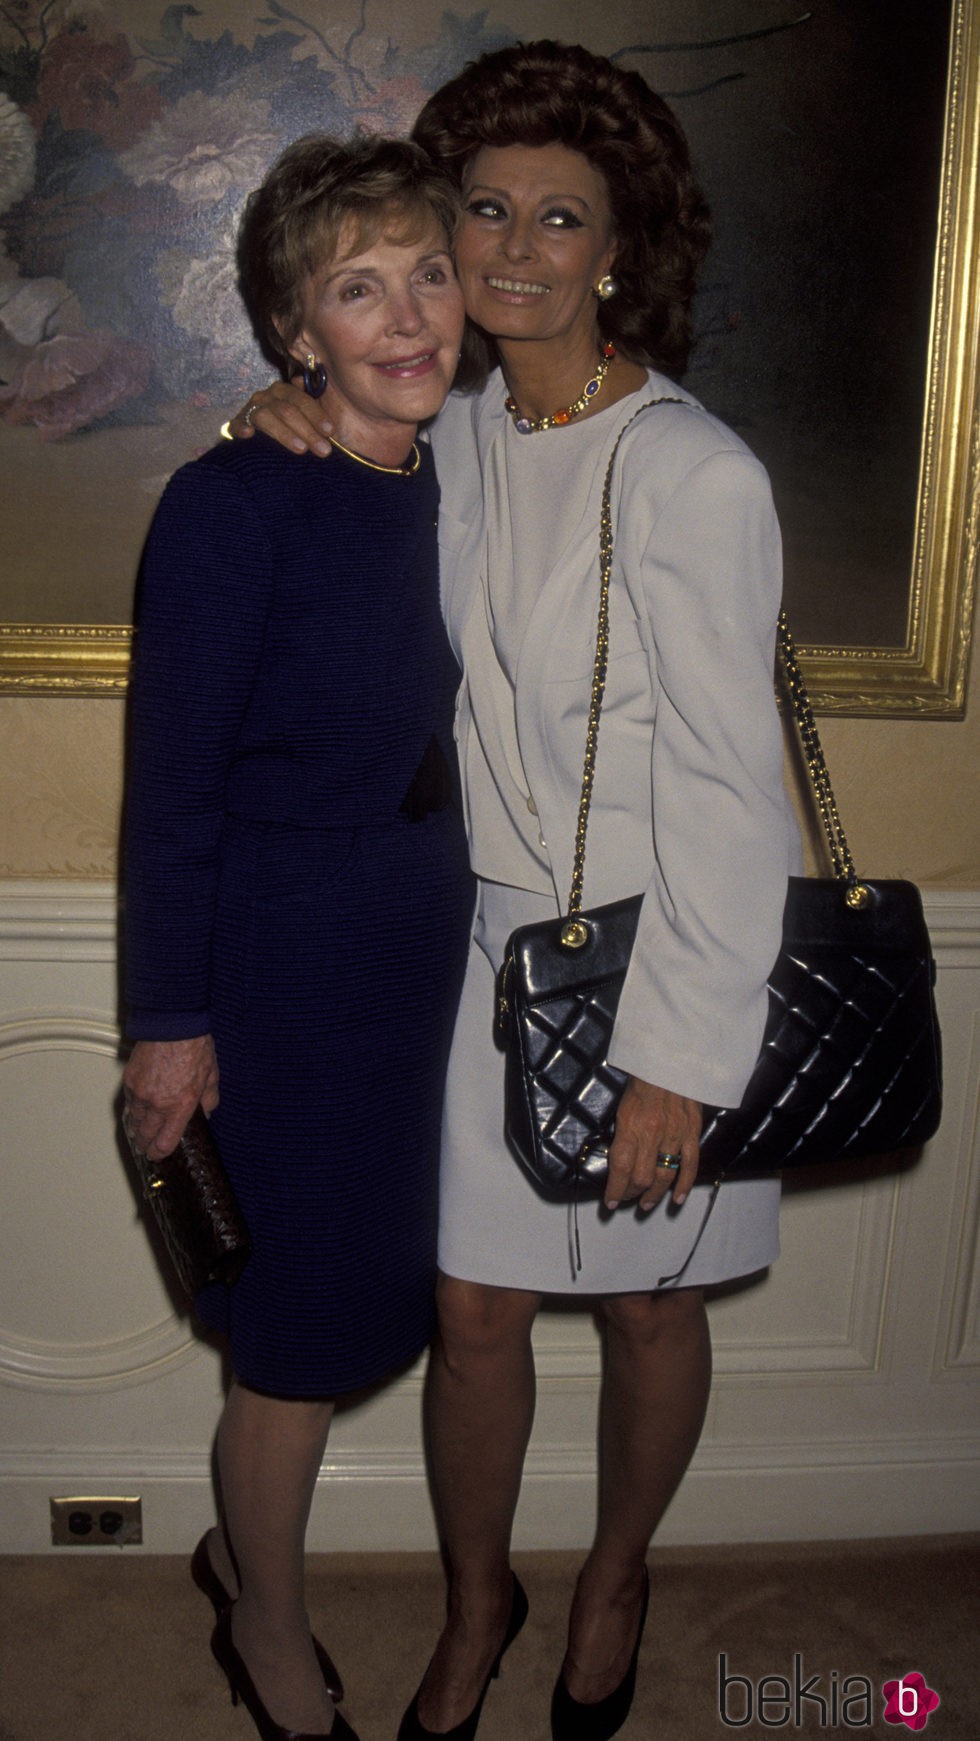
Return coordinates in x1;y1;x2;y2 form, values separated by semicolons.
495;403;943;1201
123;1104;252;1298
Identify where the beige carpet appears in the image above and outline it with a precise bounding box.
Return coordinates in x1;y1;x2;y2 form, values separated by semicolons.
1;1538;976;1740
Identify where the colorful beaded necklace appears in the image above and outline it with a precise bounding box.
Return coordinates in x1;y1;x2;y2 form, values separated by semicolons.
504;342;616;435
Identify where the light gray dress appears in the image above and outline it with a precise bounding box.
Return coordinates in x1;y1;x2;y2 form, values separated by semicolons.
430;377;799;1293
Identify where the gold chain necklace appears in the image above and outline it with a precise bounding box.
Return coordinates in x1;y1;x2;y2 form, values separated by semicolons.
330;436;422;477
504;342;616;435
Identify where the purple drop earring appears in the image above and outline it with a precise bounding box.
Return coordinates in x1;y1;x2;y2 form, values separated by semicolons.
303;352;327;398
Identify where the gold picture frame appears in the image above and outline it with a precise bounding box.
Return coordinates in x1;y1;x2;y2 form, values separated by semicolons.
798;0;978;716
0;0;977;710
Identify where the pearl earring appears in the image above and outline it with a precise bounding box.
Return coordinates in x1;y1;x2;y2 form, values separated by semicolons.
594;274;617;302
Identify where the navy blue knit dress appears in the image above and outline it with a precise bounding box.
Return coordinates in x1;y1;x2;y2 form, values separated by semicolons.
125;433;473;1395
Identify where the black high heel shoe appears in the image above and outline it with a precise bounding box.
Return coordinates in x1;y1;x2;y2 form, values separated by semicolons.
192;1532;344;1703
550;1568;649;1741
397;1574;529;1741
211;1607;358;1741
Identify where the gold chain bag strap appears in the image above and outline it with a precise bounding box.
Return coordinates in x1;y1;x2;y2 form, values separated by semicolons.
495;401;942;1211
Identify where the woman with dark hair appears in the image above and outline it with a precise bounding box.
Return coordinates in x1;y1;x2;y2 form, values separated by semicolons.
422;39;709;391
230;42;799;1741
123;133;471;1741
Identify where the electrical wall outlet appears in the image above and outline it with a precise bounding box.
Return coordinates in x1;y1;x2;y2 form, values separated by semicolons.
50;1496;143;1547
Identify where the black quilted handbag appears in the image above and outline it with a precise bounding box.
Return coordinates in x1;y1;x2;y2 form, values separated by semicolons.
123;1104;252;1298
495;404;942;1202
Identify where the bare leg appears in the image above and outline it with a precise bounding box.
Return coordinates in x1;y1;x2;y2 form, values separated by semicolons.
216;1380;337;1732
414;1274;541;1730
561;1287;711;1703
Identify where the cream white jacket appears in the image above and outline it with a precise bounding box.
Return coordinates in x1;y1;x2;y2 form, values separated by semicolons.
429;370;801;1109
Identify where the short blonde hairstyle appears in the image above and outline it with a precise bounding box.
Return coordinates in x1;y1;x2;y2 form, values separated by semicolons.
238;133;461;370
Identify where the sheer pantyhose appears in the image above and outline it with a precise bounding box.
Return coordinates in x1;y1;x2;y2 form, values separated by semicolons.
209;1382;338;1733
414;1275;711;1728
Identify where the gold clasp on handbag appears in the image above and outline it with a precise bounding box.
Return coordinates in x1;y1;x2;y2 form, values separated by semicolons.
560;919;589;949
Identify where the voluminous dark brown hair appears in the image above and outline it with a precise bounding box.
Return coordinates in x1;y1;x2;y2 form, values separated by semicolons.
411;40;711;388
238;133;461;372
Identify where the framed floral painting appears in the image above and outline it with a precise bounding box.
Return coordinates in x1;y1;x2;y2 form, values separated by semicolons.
0;0;976;710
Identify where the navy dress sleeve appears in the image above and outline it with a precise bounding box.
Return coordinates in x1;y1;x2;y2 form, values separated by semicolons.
124;461;273;1038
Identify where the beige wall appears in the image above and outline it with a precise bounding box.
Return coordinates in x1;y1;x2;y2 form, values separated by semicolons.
1;654;977;883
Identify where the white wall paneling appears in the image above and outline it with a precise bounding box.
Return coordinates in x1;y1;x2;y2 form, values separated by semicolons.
1;881;977;1553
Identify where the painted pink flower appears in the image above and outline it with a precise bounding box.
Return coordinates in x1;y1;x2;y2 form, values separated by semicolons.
883;1673;940;1730
30;29;164;150
0;330;152;439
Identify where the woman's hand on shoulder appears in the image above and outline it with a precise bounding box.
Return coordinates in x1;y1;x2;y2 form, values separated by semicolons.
605;1077;701;1212
122;1034;219;1161
227;380;334;456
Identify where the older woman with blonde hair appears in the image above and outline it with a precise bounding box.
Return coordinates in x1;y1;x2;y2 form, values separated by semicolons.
123;133;472;1741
